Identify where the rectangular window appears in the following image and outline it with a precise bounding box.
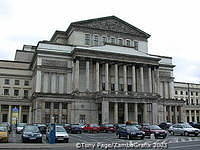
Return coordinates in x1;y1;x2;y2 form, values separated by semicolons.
111;37;115;44
111;84;115;91
118;39;123;46
79;114;86;124
196;92;198;96
54;102;59;109
102;37;107;44
134;41;138;50
45;114;50;123
24;90;28;98
54;114;59;123
24;80;29;86
85;34;90;45
94;35;99;46
102;83;105;91
180;91;183;95
191;99;194;105
15;80;20;85
2;114;8;122
14;89;19;96
186;99;189;105
175;91;178;95
128;85;132;92
62;103;68;109
186;91;188;95
4;89;9;95
4;79;9;85
119;84;124;91
45;102;51;109
62;115;67;124
126;40;131;46
196;99;199;105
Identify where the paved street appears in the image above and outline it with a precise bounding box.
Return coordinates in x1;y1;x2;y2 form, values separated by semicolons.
0;130;199;150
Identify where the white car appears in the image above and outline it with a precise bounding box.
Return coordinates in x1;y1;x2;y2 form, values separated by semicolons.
47;125;69;143
16;123;26;134
169;123;200;136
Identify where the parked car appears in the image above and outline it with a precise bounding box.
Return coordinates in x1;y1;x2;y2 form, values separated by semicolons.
70;124;82;134
114;124;126;135
188;122;200;129
46;125;69;143
83;124;100;133
63;124;71;133
16;123;26;134
0;122;11;133
33;124;47;134
141;125;167;139
158;122;172;130
22;125;42;143
0;126;9;143
100;124;115;133
168;123;200;136
118;125;145;140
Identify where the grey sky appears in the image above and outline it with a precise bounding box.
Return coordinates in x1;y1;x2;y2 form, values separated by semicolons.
0;0;199;83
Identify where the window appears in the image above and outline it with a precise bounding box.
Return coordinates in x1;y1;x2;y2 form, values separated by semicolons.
54;102;59;109
102;83;105;91
54;114;59;123
79;114;86;124
14;89;19;96
4;79;9;85
196;92;198;96
15;80;20;85
2;114;8;122
128;85;132;92
191;92;193;96
102;37;107;44
85;34;90;45
134;41;138;50
186;99;189;105
4;89;9;95
126;40;131;46
111;37;115;44
175;91;178;95
118;39;123;46
111;84;115;91
24;90;28;98
45;102;50;109
24;80;29;86
94;35;99;46
62;115;67;124
45;114;50;123
196;99;199;105
62;103;68;109
119;84;124;91
186;91;188;95
191;99;194;105
180;91;183;95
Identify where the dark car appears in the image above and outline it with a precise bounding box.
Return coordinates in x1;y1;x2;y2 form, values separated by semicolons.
158;122;172;130
118;126;145;140
142;125;167;139
63;124;71;133
33;124;47;134
189;122;200;129
100;124;115;133
115;124;126;135
22;125;42;143
70;124;82;134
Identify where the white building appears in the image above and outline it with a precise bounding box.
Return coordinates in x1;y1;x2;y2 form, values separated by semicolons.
0;16;185;125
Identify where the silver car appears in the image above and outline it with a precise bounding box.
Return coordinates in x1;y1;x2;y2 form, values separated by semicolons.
169;123;200;136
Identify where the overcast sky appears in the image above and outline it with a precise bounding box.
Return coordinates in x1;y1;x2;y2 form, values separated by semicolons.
0;0;199;83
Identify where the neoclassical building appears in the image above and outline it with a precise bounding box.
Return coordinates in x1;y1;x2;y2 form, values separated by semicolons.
0;16;186;125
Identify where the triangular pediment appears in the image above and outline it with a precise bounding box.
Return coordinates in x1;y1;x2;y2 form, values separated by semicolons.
70;16;150;38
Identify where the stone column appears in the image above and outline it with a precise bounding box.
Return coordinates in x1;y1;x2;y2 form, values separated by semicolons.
123;65;127;93
140;66;144;92
164;82;169;99
86;61;90;91
189;110;192;122
18;105;22;123
168;106;172;123
96;62;100;92
115;64;119;93
156;68;160;94
143;103;148;123
132;65;136;92
148;67;152;93
28;106;32;124
180;106;185;122
152;69;155;93
194;110;197;122
75;59;80;91
105;63;109;92
163;105;167;121
114;102;118;124
8;105;11;123
124;103;128;122
134;103;138;123
50;102;54;123
36;70;42;92
174;106;178;123
152;103;158;124
59;102;62;124
169;81;175;99
102;101;109;123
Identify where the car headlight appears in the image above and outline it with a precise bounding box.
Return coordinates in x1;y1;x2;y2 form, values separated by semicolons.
37;134;42;137
23;134;29;137
64;134;69;138
155;132;159;134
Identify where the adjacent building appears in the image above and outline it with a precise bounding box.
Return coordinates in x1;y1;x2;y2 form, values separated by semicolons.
0;16;188;125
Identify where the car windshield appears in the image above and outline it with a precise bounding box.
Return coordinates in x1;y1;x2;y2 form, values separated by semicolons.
0;127;7;132
182;124;193;128
56;127;66;132
71;124;80;128
90;124;99;127
24;126;39;133
126;126;139;131
105;124;114;127
18;123;26;127
150;125;161;130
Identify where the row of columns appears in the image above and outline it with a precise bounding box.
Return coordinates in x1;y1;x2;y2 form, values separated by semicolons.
49;102;63;124
0;104;32;124
164;105;183;123
188;110;200;122
74;59;160;93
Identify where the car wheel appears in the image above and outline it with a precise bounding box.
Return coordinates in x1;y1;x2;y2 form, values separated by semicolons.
195;133;198;137
65;139;69;143
184;131;189;136
38;139;42;143
140;136;144;140
118;134;121;139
